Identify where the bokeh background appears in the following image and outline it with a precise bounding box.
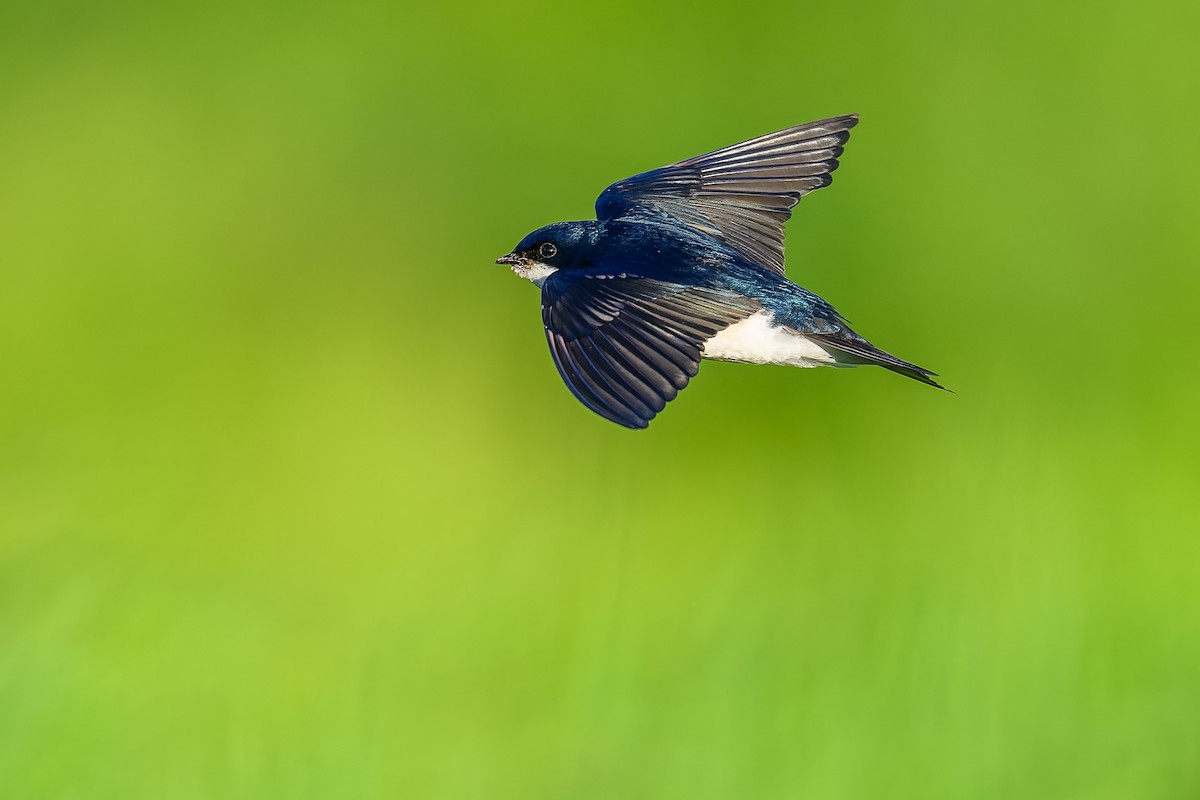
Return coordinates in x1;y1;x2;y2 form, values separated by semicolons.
2;0;1198;797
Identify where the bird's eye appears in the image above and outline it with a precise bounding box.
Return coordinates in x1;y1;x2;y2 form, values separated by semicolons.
538;242;558;259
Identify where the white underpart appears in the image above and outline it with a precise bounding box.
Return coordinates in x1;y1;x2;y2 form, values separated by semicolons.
702;311;841;367
513;261;558;288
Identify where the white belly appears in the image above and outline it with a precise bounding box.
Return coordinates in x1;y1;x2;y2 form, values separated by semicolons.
702;311;838;367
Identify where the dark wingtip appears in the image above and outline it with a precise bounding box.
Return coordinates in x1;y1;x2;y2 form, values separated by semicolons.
817;113;859;131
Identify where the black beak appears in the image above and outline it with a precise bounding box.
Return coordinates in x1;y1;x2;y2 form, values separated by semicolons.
496;253;522;265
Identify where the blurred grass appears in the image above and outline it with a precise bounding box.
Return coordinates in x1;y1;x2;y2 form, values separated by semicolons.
2;0;1199;798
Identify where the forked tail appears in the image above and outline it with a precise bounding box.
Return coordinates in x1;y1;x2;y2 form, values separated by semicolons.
809;333;947;390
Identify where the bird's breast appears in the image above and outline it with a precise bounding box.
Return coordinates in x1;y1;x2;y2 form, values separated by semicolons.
702;311;837;367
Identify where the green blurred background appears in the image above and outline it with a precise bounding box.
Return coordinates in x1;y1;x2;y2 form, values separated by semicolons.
2;0;1198;797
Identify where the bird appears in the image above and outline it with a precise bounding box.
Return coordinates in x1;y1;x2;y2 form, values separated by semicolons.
496;114;943;429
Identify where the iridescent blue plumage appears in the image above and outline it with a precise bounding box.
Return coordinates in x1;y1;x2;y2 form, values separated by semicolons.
498;115;942;429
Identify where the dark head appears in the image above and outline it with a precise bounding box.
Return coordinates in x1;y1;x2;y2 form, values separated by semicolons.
496;221;599;286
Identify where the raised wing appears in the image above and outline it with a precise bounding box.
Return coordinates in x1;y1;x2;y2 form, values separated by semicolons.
595;115;858;275
541;274;757;428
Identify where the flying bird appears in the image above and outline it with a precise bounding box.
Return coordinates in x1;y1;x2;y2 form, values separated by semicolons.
497;114;942;429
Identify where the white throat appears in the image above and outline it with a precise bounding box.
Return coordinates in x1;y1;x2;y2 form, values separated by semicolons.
513;261;558;288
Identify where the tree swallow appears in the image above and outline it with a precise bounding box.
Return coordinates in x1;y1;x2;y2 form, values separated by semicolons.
497;114;943;429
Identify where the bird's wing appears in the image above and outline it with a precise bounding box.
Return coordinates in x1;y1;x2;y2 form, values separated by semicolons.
594;115;858;276
541;273;758;428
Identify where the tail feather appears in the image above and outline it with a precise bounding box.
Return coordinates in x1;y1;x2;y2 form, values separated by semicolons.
809;334;947;390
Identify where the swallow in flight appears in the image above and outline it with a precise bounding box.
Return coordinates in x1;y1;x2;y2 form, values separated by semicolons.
497;114;942;428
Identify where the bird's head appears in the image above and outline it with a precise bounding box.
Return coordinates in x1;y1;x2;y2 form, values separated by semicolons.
496;221;597;287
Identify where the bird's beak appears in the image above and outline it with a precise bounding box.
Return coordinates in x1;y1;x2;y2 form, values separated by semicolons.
496;253;522;266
